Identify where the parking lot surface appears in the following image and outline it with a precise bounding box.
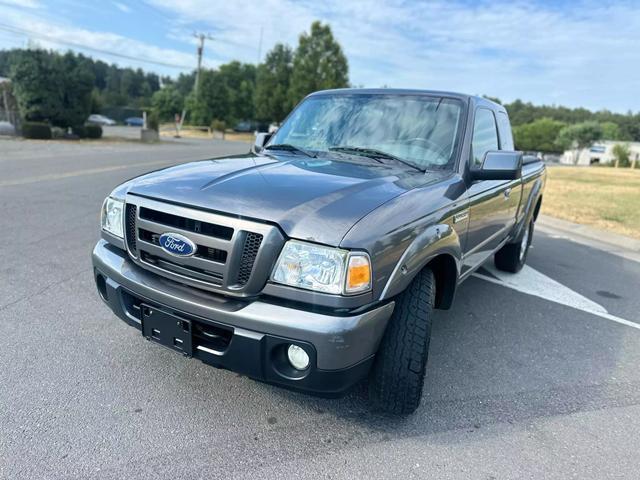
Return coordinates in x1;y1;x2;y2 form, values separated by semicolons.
1;138;639;479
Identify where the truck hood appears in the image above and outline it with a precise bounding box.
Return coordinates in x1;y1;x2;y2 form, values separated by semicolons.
124;153;443;245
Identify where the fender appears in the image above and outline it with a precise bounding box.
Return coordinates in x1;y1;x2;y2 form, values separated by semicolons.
380;222;462;301
511;171;544;241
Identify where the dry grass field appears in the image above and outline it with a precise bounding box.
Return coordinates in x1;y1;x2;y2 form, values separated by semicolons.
160;125;255;143
542;166;640;239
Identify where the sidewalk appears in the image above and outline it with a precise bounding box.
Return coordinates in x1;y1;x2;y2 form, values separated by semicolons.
537;215;640;263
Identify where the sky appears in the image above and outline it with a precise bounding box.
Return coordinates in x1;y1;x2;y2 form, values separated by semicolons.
0;0;639;113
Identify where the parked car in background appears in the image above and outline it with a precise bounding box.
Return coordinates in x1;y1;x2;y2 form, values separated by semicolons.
233;120;253;132
234;120;269;133
125;117;144;127
93;89;546;414
0;120;16;135
87;114;116;126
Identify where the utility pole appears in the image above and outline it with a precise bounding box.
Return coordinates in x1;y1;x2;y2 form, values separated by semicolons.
179;32;212;136
193;32;213;96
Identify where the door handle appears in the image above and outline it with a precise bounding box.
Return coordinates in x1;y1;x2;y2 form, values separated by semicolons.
504;188;512;199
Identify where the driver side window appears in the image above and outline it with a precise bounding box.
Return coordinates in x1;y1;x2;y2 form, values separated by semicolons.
471;109;498;167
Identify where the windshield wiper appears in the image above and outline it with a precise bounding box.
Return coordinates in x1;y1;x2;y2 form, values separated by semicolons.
329;146;423;172
264;143;316;158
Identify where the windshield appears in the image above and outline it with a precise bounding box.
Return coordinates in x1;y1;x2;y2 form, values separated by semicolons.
268;94;464;170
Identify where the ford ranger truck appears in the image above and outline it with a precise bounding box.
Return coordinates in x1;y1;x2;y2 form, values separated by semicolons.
92;89;546;414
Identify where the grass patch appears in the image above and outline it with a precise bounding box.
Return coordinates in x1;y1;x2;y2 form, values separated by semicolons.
542;166;640;239
160;124;254;143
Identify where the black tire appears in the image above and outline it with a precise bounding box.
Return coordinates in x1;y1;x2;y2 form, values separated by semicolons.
368;268;435;415
494;219;534;273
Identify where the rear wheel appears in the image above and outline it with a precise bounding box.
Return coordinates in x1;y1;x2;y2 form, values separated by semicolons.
368;268;435;415
494;219;534;273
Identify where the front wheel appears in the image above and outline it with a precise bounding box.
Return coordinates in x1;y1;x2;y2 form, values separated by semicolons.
494;219;534;273
368;268;435;415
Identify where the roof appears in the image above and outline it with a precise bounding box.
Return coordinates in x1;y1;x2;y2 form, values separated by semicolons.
307;88;505;112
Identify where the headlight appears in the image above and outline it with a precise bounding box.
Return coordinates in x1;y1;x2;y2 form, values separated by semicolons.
271;240;371;295
101;197;124;238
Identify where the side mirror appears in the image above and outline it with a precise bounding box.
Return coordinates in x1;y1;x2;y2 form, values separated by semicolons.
471;151;523;181
252;132;272;153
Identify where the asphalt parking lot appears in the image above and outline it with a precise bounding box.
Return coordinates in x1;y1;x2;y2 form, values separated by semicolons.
1;137;639;479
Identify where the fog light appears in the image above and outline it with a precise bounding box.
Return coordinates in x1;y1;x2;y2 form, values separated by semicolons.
287;344;310;370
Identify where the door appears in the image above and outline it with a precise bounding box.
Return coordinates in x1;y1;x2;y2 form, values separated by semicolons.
462;108;518;274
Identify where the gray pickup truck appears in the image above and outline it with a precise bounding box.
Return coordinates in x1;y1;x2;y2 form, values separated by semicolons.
93;89;545;414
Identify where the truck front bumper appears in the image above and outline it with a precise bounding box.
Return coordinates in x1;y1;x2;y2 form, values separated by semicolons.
92;240;394;396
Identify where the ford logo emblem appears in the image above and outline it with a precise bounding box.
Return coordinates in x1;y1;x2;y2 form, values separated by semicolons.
158;232;196;257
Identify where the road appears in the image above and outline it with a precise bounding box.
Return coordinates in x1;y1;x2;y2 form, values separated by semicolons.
1;138;639;479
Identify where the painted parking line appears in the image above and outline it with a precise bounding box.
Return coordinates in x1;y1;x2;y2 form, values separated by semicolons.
473;264;640;331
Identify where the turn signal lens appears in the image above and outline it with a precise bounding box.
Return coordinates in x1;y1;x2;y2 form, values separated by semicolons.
346;254;371;294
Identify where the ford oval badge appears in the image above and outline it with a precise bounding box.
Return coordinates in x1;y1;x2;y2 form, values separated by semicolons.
158;232;196;257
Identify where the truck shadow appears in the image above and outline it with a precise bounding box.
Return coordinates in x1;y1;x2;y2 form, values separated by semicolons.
262;275;640;439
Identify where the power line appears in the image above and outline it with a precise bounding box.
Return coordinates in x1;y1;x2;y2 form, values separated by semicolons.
139;1;177;24
0;22;194;70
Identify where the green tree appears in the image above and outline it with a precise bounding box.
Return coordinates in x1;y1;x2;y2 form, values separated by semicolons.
483;95;502;105
162;72;196;97
601;121;626;140
513;118;567;152
218;61;256;124
186;62;256;126
555;121;603;164
151;85;184;121
186;69;229;126
255;43;293;122
612;143;631;167
288;21;349;106
55;51;94;127
9;49;64;123
10;50;94;128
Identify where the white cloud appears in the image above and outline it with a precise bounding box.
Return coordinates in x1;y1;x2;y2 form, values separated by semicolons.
112;1;130;13
0;4;195;72
145;0;640;112
1;0;639;111
0;0;40;8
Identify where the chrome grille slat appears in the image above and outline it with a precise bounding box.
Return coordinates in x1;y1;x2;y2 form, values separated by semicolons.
138;229;227;264
140;252;224;286
124;195;284;297
137;239;227;273
136;217;231;251
139;206;233;240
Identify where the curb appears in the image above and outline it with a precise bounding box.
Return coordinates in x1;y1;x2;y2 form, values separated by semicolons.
537;215;640;262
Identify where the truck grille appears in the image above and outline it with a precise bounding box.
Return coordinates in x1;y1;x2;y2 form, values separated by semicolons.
125;204;137;256
139;207;233;240
237;232;263;286
124;196;283;296
138;229;228;263
140;251;225;286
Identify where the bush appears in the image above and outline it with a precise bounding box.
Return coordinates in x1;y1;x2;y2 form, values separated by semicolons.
72;125;87;138
612;143;630;167
211;119;226;133
22;121;52;139
85;124;103;139
51;127;66;139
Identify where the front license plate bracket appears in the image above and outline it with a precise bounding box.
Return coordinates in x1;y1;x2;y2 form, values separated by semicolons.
141;304;193;357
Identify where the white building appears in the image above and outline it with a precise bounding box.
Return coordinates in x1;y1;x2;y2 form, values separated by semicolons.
560;140;640;166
